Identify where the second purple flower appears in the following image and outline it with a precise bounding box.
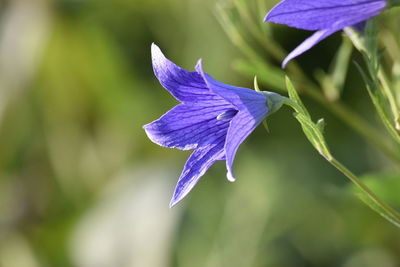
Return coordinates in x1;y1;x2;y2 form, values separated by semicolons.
264;0;387;67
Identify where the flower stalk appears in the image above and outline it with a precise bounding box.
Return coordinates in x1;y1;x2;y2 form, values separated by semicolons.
330;158;400;228
284;76;400;228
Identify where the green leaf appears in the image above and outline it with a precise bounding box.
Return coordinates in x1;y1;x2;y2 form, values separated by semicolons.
355;62;400;144
294;113;332;161
349;19;400;145
351;172;400;227
360;173;400;206
330;37;353;93
285;79;400;228
285;77;332;160
316;37;353;101
316;118;326;134
253;76;261;92
285;76;310;117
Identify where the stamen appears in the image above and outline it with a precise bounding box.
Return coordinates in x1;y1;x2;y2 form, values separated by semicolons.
217;109;238;120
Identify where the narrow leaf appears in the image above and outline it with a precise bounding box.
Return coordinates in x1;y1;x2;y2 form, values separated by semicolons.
285;76;310;117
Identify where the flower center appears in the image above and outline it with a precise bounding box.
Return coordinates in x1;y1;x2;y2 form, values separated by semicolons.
216;109;238;120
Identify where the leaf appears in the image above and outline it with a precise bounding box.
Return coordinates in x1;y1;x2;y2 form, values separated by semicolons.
285;76;310;117
355;62;400;144
285;77;332;160
316;37;353;101
316;118;326;133
349;19;400;144
330;37;353;94
360;173;400;205
286;79;400;228
294;113;332;161
351;172;400;227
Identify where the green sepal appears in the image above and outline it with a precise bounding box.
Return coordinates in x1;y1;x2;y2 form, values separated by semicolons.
254;76;286;115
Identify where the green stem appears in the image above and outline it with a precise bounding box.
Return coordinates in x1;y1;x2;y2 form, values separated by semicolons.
278;62;399;163
304;86;400;164
377;69;399;123
281;86;400;228
329;157;400;227
282;97;304;113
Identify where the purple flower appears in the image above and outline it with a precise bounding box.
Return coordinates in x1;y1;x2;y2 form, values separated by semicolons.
144;44;271;207
264;0;387;67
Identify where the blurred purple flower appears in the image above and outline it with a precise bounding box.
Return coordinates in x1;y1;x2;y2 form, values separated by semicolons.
264;0;387;67
144;44;269;207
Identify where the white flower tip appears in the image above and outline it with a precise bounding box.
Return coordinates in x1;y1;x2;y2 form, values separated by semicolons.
151;43;157;55
169;192;185;208
282;58;289;69
169;199;178;208
151;43;170;68
263;12;271;22
227;171;236;182
151;42;158;50
195;59;204;73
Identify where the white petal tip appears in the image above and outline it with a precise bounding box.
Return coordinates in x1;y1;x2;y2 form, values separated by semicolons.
151;42;158;49
227;172;236;182
169;196;181;208
195;59;204;73
151;43;164;61
169;201;177;208
282;58;290;68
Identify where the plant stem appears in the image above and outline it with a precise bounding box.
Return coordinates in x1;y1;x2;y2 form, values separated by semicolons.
329;157;400;227
303;85;400;164
377;69;399;125
273;51;400;163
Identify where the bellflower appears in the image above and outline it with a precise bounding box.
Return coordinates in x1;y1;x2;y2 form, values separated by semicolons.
264;0;387;67
144;44;277;207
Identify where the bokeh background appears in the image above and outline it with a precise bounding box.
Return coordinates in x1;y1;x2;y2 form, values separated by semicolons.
0;0;399;266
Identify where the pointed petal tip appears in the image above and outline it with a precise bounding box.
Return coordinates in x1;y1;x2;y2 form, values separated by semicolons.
151;43;164;62
142;123;157;144
169;189;182;208
263;0;283;23
151;42;159;52
280;28;336;68
142;122;150;130
142;124;151;136
142;121;168;148
263;11;271;22
195;58;204;73
169;198;179;208
281;59;289;69
169;189;187;208
227;171;236;182
195;59;210;87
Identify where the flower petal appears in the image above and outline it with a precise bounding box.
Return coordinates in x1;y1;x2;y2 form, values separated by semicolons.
143;103;232;150
224;104;269;182
169;139;225;207
264;0;386;31
151;44;224;104
282;28;338;68
195;60;267;111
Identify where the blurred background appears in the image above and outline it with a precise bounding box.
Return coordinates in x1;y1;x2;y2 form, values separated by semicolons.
0;0;399;266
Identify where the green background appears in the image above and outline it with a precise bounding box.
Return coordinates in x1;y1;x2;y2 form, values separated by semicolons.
0;0;399;266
